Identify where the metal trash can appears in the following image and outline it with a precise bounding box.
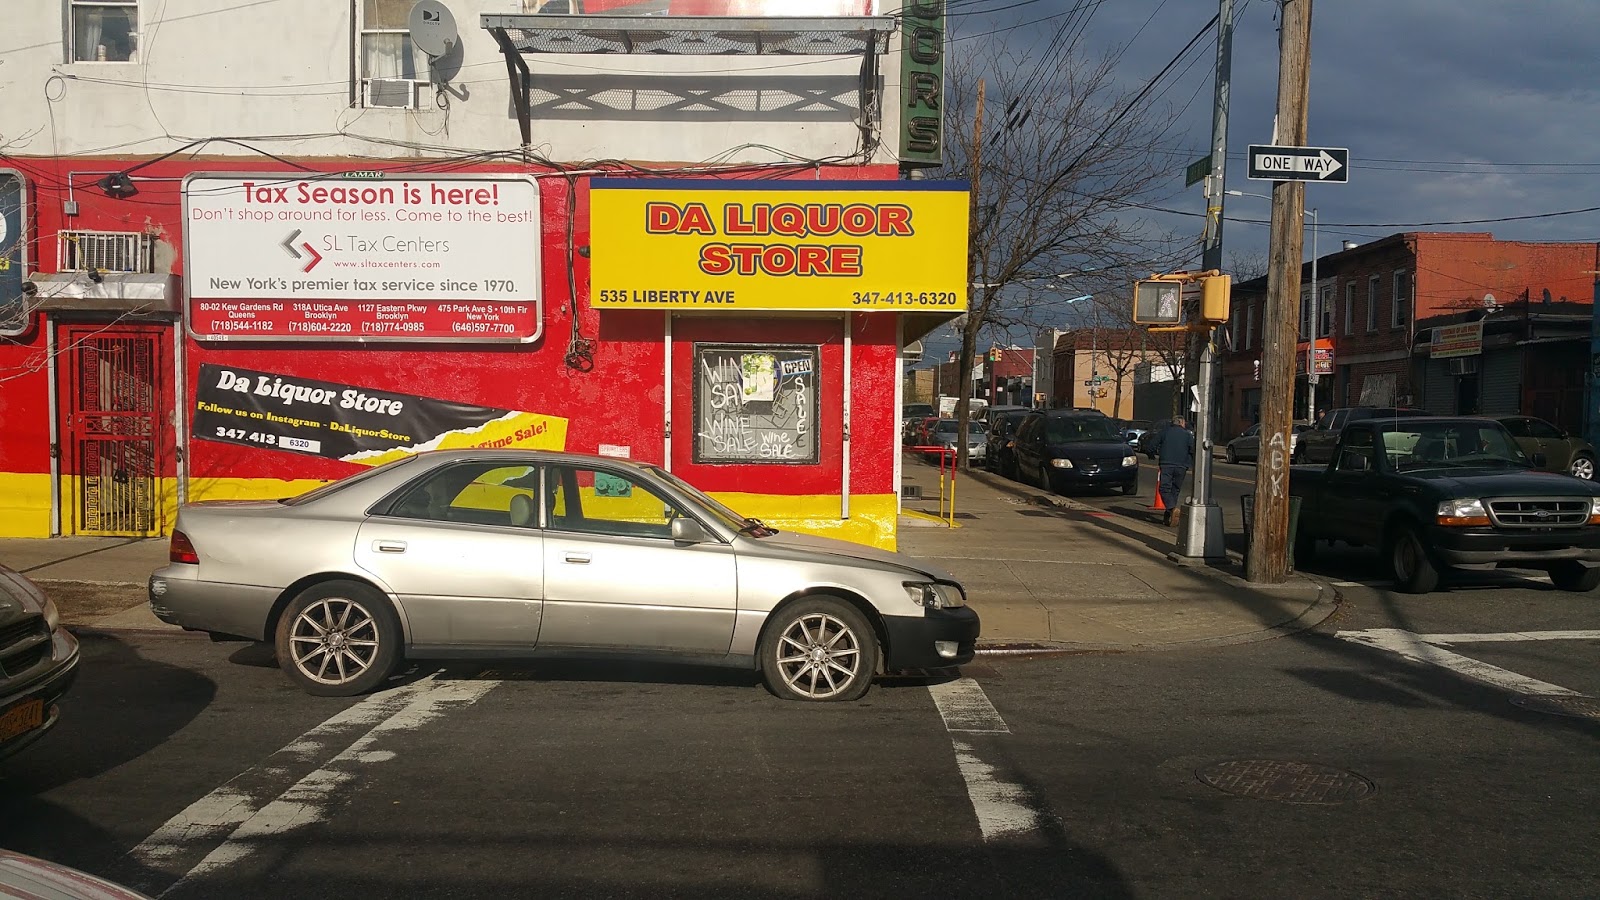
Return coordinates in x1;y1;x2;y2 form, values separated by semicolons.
1241;493;1302;571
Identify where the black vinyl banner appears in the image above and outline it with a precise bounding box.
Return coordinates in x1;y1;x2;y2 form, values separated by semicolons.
193;364;567;466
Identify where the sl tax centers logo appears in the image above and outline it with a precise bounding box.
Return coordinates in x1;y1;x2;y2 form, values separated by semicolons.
279;229;323;273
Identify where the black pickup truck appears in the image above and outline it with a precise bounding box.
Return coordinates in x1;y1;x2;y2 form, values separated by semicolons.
1295;406;1430;465
1290;417;1600;593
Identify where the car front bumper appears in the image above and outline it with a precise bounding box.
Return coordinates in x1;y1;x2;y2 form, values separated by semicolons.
1427;526;1600;567
1046;466;1139;491
0;629;80;761
882;606;980;669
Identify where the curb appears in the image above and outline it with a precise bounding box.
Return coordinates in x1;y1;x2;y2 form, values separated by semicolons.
66;623;201;638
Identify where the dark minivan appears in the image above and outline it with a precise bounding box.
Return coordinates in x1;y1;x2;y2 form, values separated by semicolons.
1012;411;1140;495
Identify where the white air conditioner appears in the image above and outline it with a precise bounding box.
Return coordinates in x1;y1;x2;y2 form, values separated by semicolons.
1448;357;1479;376
365;78;419;109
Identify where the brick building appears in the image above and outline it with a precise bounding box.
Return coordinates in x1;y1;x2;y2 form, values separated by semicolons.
1220;233;1598;439
1049;328;1167;419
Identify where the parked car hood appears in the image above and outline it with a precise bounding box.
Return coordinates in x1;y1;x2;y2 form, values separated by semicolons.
0;565;50;625
1406;467;1600;497
1046;440;1135;457
742;531;957;581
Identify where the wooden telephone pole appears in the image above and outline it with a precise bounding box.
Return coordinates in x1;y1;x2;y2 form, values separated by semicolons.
1247;0;1313;583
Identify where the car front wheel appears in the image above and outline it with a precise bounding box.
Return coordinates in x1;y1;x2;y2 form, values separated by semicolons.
1569;454;1595;480
760;597;879;702
1388;524;1441;594
1549;561;1600;592
276;580;403;697
1225;446;1237;464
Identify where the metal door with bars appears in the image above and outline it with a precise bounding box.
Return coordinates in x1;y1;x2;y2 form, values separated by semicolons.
57;324;171;536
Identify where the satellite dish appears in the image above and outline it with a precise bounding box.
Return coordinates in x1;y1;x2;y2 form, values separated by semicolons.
1482;292;1497;310
408;0;458;59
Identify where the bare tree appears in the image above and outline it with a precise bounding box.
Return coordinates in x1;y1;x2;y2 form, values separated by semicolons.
1227;248;1270;283
936;36;1195;467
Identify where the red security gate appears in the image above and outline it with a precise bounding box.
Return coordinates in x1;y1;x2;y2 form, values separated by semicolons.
57;324;172;536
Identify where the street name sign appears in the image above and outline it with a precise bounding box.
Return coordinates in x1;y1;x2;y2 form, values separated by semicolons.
1247;145;1349;183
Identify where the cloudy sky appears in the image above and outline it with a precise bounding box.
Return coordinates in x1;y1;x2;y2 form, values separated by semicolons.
918;0;1600;362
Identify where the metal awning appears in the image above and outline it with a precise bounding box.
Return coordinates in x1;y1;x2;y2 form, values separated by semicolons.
24;273;182;313
482;14;896;148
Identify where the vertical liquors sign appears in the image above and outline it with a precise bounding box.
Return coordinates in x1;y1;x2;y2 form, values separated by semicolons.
0;171;27;336
899;0;945;167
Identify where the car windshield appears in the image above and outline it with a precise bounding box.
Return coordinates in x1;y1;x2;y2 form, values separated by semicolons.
1386;422;1531;472
1046;417;1123;443
646;465;765;535
280;456;416;506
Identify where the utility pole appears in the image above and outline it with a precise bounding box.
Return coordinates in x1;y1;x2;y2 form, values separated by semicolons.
1248;0;1313;583
1178;0;1234;560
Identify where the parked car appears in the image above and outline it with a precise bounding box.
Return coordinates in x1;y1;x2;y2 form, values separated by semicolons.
1497;416;1597;480
1012;411;1139;495
928;418;988;460
149;451;980;701
906;415;941;445
984;409;1033;478
1296;406;1431;465
1224;423;1312;464
0;850;152;899
982;405;1031;429
1121;420;1153;446
0;565;79;762
1137;418;1173;459
1291;416;1600;593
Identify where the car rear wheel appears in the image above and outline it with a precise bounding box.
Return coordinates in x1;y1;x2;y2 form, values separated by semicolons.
1569;454;1595;480
1225;446;1237;465
1548;561;1600;592
760;597;879;702
276;580;403;697
1387;524;1441;594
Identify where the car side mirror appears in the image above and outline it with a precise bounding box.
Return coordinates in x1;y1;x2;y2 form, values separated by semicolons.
1532;452;1548;468
671;517;714;543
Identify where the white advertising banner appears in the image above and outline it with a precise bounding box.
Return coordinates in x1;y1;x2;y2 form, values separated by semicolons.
183;173;542;342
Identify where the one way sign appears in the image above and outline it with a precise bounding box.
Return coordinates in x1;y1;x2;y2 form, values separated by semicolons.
1247;145;1349;183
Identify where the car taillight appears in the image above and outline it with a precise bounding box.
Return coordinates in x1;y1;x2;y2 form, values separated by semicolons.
170;530;199;564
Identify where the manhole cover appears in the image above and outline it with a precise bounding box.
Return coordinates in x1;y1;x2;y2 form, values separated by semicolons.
1512;694;1600;721
1197;760;1375;804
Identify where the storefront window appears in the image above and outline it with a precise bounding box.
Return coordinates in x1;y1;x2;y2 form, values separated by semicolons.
693;343;820;465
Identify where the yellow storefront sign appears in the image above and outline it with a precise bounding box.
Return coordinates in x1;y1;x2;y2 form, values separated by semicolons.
589;179;970;312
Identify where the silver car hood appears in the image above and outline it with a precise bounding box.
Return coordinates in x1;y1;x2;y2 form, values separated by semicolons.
740;531;957;582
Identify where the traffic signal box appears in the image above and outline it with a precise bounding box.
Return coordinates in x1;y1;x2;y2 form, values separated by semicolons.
1131;270;1230;331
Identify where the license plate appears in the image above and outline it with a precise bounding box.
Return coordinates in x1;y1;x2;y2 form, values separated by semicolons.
0;698;44;743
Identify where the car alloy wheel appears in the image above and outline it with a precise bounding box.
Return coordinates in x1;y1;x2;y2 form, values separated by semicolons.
290;597;381;686
1389;524;1440;594
1570;455;1595;480
276;580;403;697
761;598;879;702
1225;446;1237;464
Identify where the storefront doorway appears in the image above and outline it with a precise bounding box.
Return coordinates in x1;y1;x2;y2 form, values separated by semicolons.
56;323;172;535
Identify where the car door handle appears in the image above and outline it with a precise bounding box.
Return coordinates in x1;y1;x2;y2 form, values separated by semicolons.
563;551;592;564
374;540;407;553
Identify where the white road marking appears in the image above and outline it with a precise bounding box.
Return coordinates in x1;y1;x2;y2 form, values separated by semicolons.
1417;630;1600;644
1336;628;1584;697
928;677;1011;733
133;677;497;896
950;740;1042;841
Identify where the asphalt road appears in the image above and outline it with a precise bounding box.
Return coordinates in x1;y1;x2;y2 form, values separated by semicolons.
6;591;1600;899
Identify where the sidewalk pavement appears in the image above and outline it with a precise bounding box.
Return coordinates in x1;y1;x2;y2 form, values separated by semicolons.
2;466;1337;653
897;455;1337;653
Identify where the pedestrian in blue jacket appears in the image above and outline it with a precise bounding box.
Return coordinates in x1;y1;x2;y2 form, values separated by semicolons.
1157;416;1195;526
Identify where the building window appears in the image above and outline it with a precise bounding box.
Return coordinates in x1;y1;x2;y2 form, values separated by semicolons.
1367;275;1379;332
70;0;139;62
1319;285;1335;337
358;0;427;108
1392;269;1411;328
58;231;156;273
1245;300;1256;350
1343;282;1355;335
1299;291;1312;339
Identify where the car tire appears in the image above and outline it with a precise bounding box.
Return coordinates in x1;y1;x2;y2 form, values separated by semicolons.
1548;561;1600;592
1569;454;1595;480
1225;446;1237;465
1387;523;1441;594
760;597;879;702
1121;478;1138;496
275;580;403;697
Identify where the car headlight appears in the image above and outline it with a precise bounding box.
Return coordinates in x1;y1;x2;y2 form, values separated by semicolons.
1437;498;1489;526
904;582;966;609
1050;458;1074;469
1123;455;1138;467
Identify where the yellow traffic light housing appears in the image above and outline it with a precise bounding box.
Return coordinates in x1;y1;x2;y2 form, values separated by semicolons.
1132;277;1184;325
1200;272;1230;323
1133;270;1231;331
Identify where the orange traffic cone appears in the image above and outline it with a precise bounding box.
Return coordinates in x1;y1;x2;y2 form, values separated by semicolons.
1150;486;1166;512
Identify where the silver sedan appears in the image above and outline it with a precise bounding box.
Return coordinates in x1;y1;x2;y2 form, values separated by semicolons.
149;451;979;702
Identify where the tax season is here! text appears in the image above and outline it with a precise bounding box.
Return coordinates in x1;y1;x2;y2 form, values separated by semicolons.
588;180;969;312
182;174;542;342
